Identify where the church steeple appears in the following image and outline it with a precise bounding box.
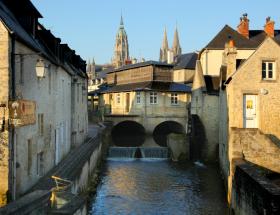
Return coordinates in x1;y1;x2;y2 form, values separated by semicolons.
112;15;129;68
172;26;182;57
159;28;169;62
120;15;124;27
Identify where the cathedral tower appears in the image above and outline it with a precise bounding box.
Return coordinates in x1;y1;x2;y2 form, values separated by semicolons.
112;15;129;68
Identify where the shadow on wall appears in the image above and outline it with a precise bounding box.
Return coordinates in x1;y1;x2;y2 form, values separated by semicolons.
153;121;185;147
111;120;146;147
190;114;206;161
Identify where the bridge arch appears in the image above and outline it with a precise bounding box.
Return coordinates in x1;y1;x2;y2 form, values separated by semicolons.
111;120;146;147
153;121;185;147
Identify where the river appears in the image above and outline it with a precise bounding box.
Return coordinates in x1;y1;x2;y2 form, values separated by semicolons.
89;160;228;215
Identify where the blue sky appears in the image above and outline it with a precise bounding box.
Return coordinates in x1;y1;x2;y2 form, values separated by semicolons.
31;0;280;65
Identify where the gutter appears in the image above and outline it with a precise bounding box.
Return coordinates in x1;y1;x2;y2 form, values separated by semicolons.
8;32;16;202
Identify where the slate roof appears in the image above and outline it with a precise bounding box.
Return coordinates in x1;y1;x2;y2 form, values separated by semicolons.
205;25;280;49
102;81;192;93
174;52;198;70
109;61;173;73
95;67;114;79
0;1;42;53
0;0;86;76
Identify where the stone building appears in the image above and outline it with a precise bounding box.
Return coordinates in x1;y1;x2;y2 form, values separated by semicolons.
112;16;129;68
193;14;280;212
190;14;280;162
190;60;220;162
159;27;182;63
219;36;280;203
98;60;195;147
0;0;88;206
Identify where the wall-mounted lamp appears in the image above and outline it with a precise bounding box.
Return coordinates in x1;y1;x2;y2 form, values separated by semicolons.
36;59;46;79
260;88;269;95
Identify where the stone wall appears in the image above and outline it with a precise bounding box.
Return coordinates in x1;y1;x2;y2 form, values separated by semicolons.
191;89;219;162
231;160;280;215
0;20;10;206
226;128;280;203
167;133;189;161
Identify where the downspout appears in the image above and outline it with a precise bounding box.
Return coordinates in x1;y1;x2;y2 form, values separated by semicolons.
8;32;16;202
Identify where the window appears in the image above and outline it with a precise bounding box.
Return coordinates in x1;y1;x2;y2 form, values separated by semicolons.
38;114;44;136
28;139;32;175
48;66;51;94
150;92;157;104
262;61;275;80
37;152;44;176
136;92;141;104
171;93;178;105
116;93;121;104
19;55;24;84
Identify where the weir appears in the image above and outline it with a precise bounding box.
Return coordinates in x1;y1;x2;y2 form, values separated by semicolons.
107;147;170;160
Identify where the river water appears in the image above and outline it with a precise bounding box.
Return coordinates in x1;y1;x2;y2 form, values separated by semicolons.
89;160;228;215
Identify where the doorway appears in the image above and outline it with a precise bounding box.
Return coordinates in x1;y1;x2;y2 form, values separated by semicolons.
243;94;258;128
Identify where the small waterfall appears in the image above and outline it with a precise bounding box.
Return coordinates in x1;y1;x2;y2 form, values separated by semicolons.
108;147;138;161
107;147;170;161
140;147;170;160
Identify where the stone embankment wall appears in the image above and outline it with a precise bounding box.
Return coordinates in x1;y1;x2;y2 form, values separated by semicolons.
225;128;280;205
0;125;111;215
231;160;280;215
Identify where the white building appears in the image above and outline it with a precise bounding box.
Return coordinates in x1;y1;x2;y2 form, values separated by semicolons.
0;0;88;205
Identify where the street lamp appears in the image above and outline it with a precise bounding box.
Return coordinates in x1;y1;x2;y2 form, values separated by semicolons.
35;59;46;78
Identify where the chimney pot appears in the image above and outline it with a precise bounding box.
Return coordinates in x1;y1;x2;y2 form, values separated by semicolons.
264;17;275;37
237;13;249;38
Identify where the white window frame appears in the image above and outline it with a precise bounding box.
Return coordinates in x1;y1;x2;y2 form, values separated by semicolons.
150;92;158;104
262;61;276;80
171;93;179;105
136;91;141;104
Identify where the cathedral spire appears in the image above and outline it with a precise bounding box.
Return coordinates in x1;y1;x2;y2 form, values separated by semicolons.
162;27;168;50
159;27;169;62
172;26;182;57
112;15;129;68
120;14;124;27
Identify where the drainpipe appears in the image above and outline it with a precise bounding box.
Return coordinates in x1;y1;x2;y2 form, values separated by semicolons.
8;32;16;202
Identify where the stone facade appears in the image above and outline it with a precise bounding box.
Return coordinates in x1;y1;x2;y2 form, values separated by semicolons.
0;20;10;206
219;37;280;203
0;0;88;206
191;60;219;162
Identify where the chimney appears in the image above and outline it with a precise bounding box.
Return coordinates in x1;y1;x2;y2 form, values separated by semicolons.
237;13;249;38
264;17;275;37
224;38;237;78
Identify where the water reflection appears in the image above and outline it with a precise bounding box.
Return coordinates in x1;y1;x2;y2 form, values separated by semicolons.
90;161;228;215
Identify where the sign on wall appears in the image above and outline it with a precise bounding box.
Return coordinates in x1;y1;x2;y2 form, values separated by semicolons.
9;100;36;127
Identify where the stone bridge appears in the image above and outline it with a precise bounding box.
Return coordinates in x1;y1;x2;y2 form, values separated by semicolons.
105;115;187;147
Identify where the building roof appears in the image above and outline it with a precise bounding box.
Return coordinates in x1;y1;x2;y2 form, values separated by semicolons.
174;52;198;70
0;0;86;77
95;67;114;79
101;81;191;93
0;1;42;52
109;61;173;73
205;25;280;49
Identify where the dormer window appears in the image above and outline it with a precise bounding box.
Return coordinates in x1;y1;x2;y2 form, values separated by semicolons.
262;61;276;80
